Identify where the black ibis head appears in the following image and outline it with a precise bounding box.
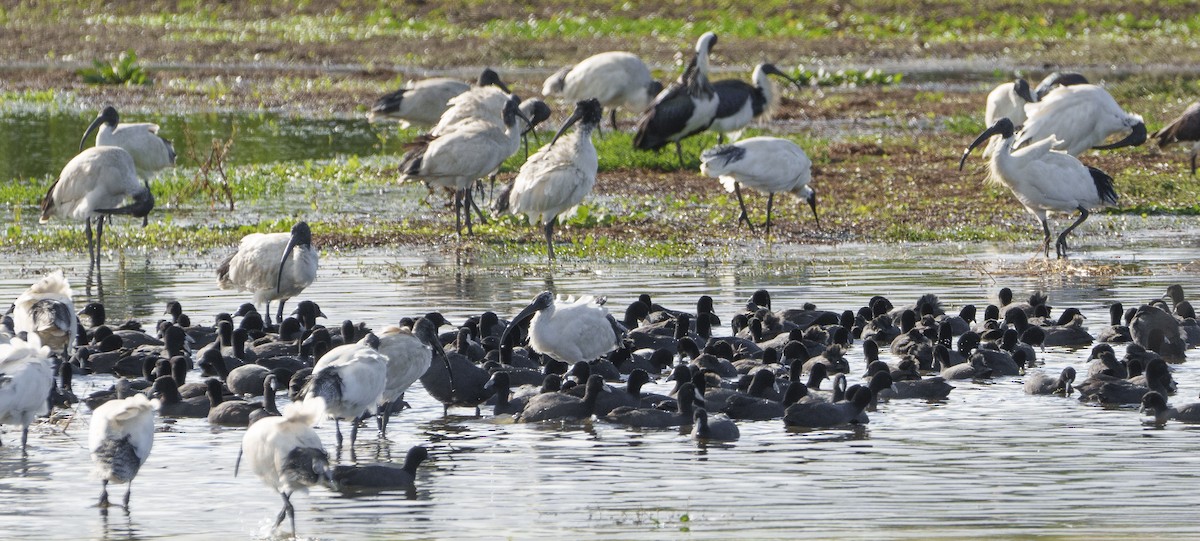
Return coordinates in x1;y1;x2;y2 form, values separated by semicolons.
503;95;533;131
1093;119;1147;151
550;98;602;147
500;291;555;348
761;63;805;92
477;67;511;94
80;105;120;151
277;221;312;292
1013;78;1034;103
959;117;1016;171
696;32;718;54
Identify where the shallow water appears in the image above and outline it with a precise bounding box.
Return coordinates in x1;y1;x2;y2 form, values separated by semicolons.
0;235;1199;540
0;109;407;182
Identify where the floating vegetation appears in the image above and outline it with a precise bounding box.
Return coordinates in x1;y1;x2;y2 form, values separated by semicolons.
77;49;150;86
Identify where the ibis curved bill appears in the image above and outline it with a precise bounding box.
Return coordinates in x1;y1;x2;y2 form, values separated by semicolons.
507;98;603;261
80;106;176;181
959;117;1119;258
700;136;817;236
500;291;623;365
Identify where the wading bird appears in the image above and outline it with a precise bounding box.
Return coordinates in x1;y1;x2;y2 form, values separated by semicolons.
304;334;388;449
506;98;603;261
40;147;155;269
1151;101;1200;175
959;117;1119;258
500;291;623;365
0;335;53;451
700;136;818;236
11;270;77;359
217;221;318;326
89;393;156;510
634;32;719;167
542;51;663;130
709;63;803;143
237;397;332;537
1014;84;1146;157
399;95;529;236
79;106;176;181
368;68;510;128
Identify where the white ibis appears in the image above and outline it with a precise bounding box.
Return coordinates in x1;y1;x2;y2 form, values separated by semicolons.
699;136;818;236
709;63;803;143
11;270;77;359
500;291;623;365
1152;101;1200;175
79;106;176;181
237;397;332;537
367;68;510;128
216;221;318;326
985;78;1035;127
0;335;53;451
304;334;388;449
399;95;529;236
542;51;663;130
375;317;455;436
506;98;602;261
431;86;513;137
1033;72;1090;100
633;32;720;167
39;147;155;268
959;117;1119;258
89;393;156;510
1014;84;1147;156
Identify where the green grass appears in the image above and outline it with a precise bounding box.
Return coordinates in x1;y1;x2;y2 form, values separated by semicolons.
77;49;150;86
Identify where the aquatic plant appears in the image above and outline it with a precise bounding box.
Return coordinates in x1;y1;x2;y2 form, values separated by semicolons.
77;49;150;86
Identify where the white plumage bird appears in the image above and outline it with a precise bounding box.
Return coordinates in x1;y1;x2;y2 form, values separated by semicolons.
542;51;663;130
374;318;447;436
237;397;332;536
304;334;388;448
399;95;529;236
959;117;1119;258
79;106;176;181
709;63;803;143
0;334;54;451
89;393;156;510
40;147;155;268
217;221;318;326
507;98;603;261
1014;84;1147;156
634;32;720;167
700;136;818;236
11;270;77;359
368;68;510;128
500;291;622;365
985;78;1035;128
430;86;514;137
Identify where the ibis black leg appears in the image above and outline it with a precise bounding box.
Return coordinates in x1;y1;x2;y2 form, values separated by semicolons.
675;141;685;169
1041;219;1052;258
544;219;556;261
764;192;775;237
95;217;105;268
610;108;618;131
1056;206;1090;259
1191;147;1197;176
733;183;756;233
98;480;110;508
85;218;96;269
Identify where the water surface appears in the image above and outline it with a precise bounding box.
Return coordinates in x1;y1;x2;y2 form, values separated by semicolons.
0;238;1198;539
